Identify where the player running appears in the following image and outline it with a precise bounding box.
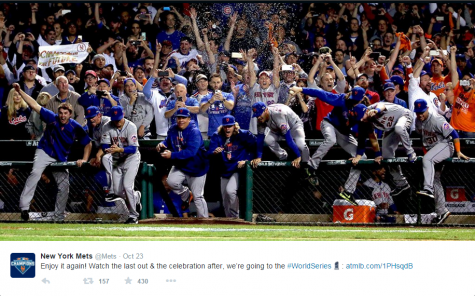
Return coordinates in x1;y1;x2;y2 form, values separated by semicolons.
101;106;142;224
413;99;470;224
289;86;367;205
13;83;92;222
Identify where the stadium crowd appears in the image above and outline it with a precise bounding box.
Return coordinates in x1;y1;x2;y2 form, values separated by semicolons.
0;2;474;223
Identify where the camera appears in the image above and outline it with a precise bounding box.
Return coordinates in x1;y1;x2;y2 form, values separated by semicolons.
460;80;471;86
160;146;167;153
119;71;128;76
131;40;141;46
369;52;381;60
96;90;105;97
177;96;183;102
163;7;170;11
158;71;169;77
219;62;229;73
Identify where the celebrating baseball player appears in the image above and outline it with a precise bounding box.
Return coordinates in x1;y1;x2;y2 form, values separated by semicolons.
157;108;210;218
13;83;92;222
208;115;257;218
84;106;111;168
250;102;309;169
351;102;416;197
413;99;470;224
101;106;142;224
289;86;367;205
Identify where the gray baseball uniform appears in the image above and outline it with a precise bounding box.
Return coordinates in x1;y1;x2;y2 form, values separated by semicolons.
416;112;454;215
90;116;111;148
249;84;280;134
101;119;141;219
257;104;309;162
120;93;154;139
367;103;414;187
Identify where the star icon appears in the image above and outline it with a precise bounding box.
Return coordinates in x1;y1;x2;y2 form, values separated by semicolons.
125;277;132;284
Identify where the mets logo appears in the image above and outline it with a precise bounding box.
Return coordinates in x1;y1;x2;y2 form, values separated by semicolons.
353;89;358;95
87;110;91;114
443;122;450;130
131;135;137;142
226;118;230;122
179;109;183;113
114;111;118;115
252;108;257;113
11;253;35;278
417;103;421;108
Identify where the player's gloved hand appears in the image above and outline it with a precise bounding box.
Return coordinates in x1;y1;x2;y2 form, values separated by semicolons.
349;155;362;166
457;151;470;160
291;157;301;168
213;147;224;154
251;158;261;168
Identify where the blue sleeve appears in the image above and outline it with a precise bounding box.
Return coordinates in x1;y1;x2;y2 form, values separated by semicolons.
186;97;199;107
143;77;155;101
207;133;221;157
123;146;138;154
166;100;175;111
284;131;301;158
450;129;460;139
244;131;257;159
76;124;91;146
170;129;201;160
173;74;187;86
39;107;57;124
256;133;265;158
389;204;398;213
101;144;111;150
78;92;92;108
225;92;235;102
301;87;346;107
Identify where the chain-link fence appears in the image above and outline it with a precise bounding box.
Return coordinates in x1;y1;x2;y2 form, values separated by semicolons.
0;162;154;223
249;158;475;225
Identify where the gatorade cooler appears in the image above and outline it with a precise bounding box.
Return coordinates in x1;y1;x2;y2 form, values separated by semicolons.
333;200;376;223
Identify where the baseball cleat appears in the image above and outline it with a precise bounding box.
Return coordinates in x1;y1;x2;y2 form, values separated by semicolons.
256;214;276;223
181;191;194;211
136;191;142;213
105;194;121;202
339;191;357;206
407;152;417;163
416;189;434;198
304;168;319;186
125;217;138;224
391;184;411;197
21;210;29;222
434;211;451;224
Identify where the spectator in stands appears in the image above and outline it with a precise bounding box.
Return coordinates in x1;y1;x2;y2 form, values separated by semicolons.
17;65;43;100
155;10;185;50
0;88;31;140
40;65;75;97
170;36;198;69
119;78;153;139
448;68;475;138
191;74;212;139
46;76;85;125
231;68;253;130
165;83;199;126
381;82;407;108
200;73;235;138
78;78;119;117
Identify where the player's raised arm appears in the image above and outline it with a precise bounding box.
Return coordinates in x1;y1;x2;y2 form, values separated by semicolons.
13;83;41;113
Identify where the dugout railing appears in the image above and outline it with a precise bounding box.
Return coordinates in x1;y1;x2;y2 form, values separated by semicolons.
0;161;156;223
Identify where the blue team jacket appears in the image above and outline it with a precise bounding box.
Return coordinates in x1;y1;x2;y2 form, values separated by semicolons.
162;121;209;177
208;129;257;178
302;88;359;134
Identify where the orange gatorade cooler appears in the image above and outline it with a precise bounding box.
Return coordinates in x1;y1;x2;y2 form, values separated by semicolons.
333;200;376;223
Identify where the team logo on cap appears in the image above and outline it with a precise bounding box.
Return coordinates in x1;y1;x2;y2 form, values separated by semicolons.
87;110;91;114
417;103;421;108
114;111;117;115
179;109;183;113
226;118;230;122
253;108;257;113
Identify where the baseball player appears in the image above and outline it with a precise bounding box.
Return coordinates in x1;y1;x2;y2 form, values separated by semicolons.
413;99;470;224
84;106;111;168
13;83;92;222
352;102;416;197
250;102;309;169
208;115;257;217
289;86;367;205
101;106;142;224
157;108;210;218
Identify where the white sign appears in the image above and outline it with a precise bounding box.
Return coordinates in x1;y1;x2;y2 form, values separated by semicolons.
38;43;89;68
445;202;475;213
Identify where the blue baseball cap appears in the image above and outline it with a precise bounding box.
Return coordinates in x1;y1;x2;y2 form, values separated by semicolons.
222;115;235;126
420;70;430;77
252;101;267;118
110;106;124;121
388;75;404;86
175;108;191;118
85;106;100;119
351;104;368;121
124;78;136;86
414;99;428;113
392;65;405;74
383;82;395;91
98;78;110;86
349;86;366;102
